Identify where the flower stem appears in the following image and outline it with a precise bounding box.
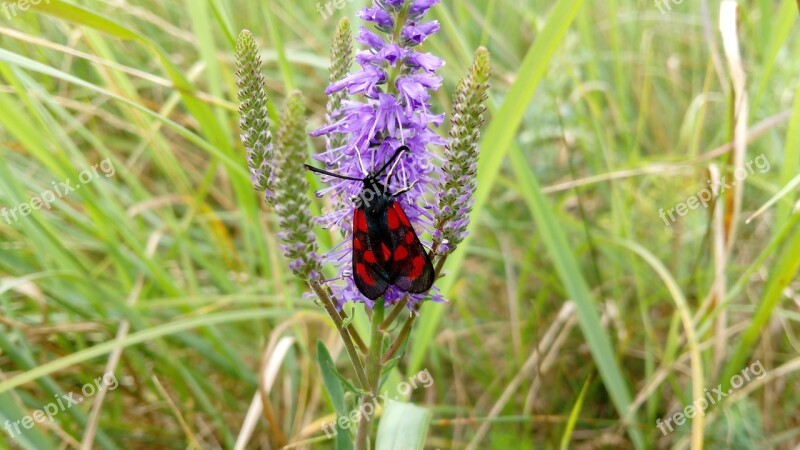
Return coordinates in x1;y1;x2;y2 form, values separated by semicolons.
381;311;415;364
309;281;369;390
380;294;410;331
355;299;386;450
325;285;369;354
385;3;410;95
380;253;449;363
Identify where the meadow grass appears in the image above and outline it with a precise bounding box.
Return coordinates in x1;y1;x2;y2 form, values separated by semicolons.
0;0;798;448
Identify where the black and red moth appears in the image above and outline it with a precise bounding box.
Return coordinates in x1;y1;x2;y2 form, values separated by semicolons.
305;145;435;300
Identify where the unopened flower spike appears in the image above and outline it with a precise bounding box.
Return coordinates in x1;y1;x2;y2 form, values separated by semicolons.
327;18;354;154
273;92;322;281
433;47;490;255
235;30;274;199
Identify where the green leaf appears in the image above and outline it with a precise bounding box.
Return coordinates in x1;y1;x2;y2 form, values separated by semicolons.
375;401;431;450
409;1;644;447
0;309;285;393
317;342;355;450
317;340;348;418
318;351;370;398
721;213;800;388
0;391;57;449
507;147;645;449
560;375;591;450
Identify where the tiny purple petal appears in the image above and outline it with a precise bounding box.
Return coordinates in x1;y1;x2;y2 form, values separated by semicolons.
357;7;394;30
383;0;405;9
356;26;385;50
355;50;383;67
396;73;442;110
377;43;406;67
406;51;445;72
396;76;430;107
326;66;387;96
409;0;441;17
401;21;440;45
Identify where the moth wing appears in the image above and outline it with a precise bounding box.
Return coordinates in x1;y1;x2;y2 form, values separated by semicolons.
383;201;435;293
352;208;391;300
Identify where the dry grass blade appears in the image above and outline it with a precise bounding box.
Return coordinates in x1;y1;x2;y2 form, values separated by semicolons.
719;0;748;251
80;231;163;450
704;165;727;377
152;375;204;449
465;302;576;450
234;336;295;450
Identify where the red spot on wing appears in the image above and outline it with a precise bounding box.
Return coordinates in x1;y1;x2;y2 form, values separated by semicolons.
354;239;362;250
364;250;377;264
405;231;415;244
394;246;408;261
382;243;391;261
356;263;373;285
393;203;412;226
355;210;367;232
408;256;425;278
387;208;400;229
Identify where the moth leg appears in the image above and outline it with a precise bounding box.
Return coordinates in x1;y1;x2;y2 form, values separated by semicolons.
392;180;417;197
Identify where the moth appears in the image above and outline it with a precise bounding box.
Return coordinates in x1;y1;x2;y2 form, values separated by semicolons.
305;145;435;299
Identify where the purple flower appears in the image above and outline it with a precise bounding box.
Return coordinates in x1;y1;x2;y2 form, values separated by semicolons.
377;44;406;67
357;8;394;31
406;51;444;72
409;0;441;17
356;26;385;50
326;65;387;97
401;21;440;45
379;0;406;10
396;73;442;113
310;0;445;308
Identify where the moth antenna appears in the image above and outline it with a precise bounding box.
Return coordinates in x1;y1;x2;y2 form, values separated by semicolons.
374;145;408;179
385;151;405;186
304;164;363;181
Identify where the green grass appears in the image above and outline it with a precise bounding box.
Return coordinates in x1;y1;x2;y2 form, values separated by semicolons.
0;0;798;449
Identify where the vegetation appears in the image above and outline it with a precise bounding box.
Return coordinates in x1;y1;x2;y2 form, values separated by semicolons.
0;0;797;448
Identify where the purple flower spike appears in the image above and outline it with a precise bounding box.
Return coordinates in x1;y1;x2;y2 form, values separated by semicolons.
310;0;445;309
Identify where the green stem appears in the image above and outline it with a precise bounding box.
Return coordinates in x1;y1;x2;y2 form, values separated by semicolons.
385;4;410;95
355;300;386;450
325;285;369;354
382;311;415;364
309;281;369;390
380;294;410;331
380;252;449;363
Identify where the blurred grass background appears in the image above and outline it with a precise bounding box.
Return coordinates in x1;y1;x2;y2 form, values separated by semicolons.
0;0;798;448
